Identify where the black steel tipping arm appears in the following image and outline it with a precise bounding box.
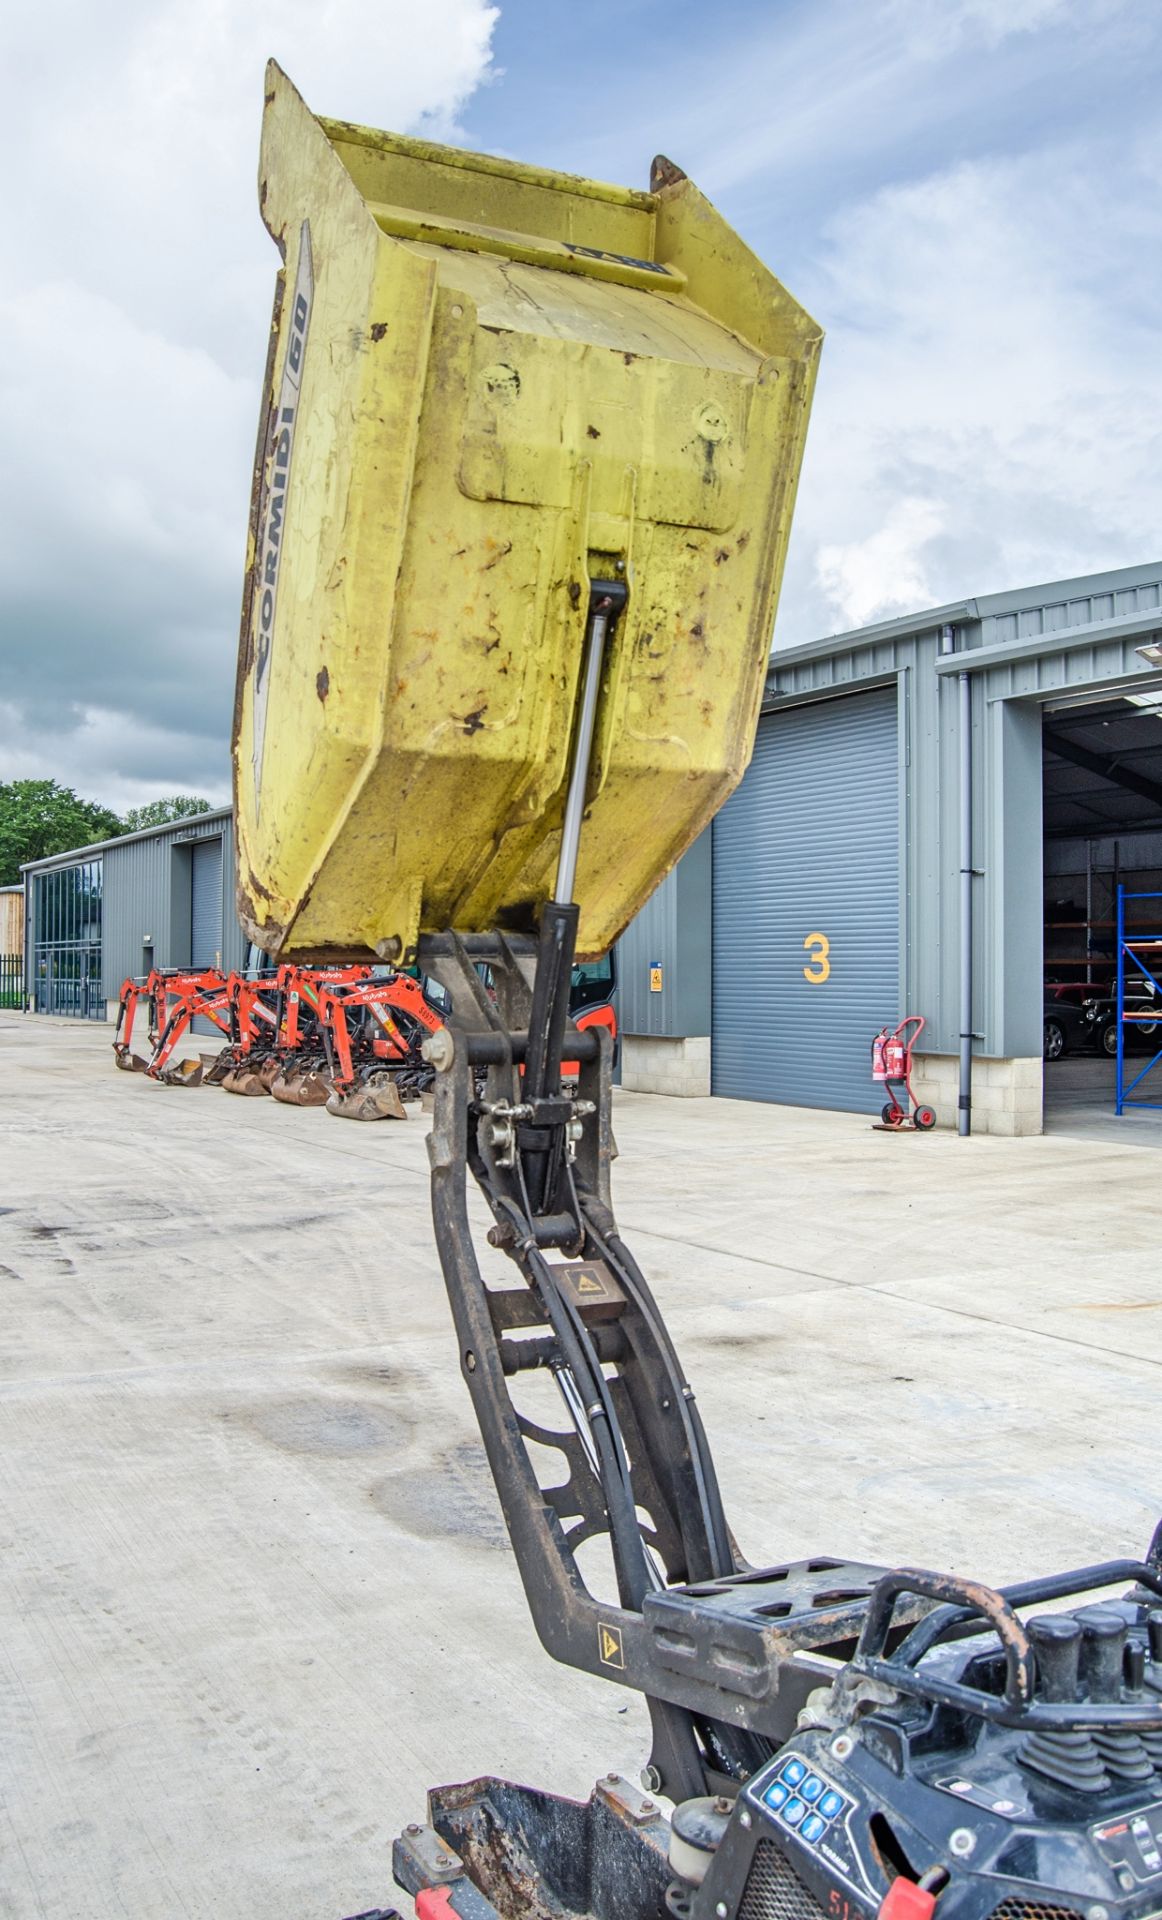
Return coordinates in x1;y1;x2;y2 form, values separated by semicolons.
418;918;757;1798
413;583;773;1798
415;585;923;1798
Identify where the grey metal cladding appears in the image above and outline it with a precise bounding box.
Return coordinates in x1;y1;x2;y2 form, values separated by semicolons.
101;815;246;988
711;685;899;1113
191;837;224;968
980;571;1162;647
760;563;1162;1065
618;867;679;1036
102;830;174;990
617;833;712;1038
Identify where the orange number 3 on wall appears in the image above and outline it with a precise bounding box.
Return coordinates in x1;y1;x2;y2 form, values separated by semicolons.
803;932;830;983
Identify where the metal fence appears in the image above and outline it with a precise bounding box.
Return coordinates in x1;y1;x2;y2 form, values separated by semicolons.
31;944;105;1020
0;952;23;1010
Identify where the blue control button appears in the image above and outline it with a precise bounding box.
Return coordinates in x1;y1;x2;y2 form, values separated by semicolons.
782;1797;807;1828
801;1776;824;1804
781;1759;807;1787
819;1790;846;1821
801;1815;826;1845
764;1782;789;1812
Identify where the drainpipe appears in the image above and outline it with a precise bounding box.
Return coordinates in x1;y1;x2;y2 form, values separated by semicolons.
940;622;973;1138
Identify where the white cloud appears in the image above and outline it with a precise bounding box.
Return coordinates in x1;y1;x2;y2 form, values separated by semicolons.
816;500;945;629
625;0;1142;214
778;129;1162;640
0;280;248;577
0;0;498;809
0;702;231;815
886;0;1113;55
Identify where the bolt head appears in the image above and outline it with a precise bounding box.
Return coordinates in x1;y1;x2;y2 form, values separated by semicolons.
715;1903;728;1918
739;1809;752;1829
949;1828;976;1858
421;1026;455;1072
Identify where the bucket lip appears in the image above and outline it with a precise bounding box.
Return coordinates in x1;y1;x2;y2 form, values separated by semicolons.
316;113;657;217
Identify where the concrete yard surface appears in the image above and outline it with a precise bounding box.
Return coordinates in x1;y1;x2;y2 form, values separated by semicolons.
2;1014;1161;1918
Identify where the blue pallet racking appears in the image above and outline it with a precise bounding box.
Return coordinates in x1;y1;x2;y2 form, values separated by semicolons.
1115;887;1162;1114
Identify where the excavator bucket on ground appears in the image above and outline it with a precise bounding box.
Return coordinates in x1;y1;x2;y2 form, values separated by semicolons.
113;975;159;1072
218;1060;270;1095
270;1057;332;1106
233;62;821;967
325;1071;406;1122
157;1055;206;1088
209;971;283;1095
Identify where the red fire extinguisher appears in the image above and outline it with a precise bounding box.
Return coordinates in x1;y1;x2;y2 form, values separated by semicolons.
871;1016;936;1130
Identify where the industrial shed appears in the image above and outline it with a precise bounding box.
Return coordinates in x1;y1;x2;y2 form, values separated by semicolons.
618;560;1162;1135
22;808;244;1020
21;559;1162;1137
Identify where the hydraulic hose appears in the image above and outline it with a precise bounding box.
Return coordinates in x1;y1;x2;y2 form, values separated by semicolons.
580;1204;734;1581
490;1191;653;1611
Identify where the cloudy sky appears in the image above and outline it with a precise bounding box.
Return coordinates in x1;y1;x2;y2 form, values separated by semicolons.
1;0;1159;811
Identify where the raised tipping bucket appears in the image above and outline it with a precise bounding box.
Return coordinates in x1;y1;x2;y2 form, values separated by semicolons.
233;64;821;965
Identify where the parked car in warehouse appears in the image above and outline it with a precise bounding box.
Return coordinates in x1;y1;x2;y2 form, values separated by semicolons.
1043;982;1162;1060
1043;989;1116;1060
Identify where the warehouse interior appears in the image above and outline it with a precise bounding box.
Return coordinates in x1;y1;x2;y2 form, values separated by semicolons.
1042;681;1162;1125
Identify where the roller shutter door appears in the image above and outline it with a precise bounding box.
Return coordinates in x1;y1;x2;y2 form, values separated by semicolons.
712;687;899;1112
190;838;223;969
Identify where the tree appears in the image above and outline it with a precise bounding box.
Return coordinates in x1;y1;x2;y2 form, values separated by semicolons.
0;780;125;886
121;795;214;834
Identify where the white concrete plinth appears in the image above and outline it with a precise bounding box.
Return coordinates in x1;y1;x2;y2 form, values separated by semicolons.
621;1033;711;1097
909;1052;1043;1136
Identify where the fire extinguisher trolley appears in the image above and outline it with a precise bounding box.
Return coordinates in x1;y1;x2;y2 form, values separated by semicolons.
871;1015;936;1130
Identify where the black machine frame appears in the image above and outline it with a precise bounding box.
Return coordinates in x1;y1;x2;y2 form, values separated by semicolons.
415;583;917;1804
418;921;931;1800
376;587;1162;1920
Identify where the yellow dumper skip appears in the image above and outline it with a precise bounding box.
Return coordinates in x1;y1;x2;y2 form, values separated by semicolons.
233;63;821;960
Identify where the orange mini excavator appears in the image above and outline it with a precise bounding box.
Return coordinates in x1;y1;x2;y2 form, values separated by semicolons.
317;971;445;1119
113;968;233;1086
